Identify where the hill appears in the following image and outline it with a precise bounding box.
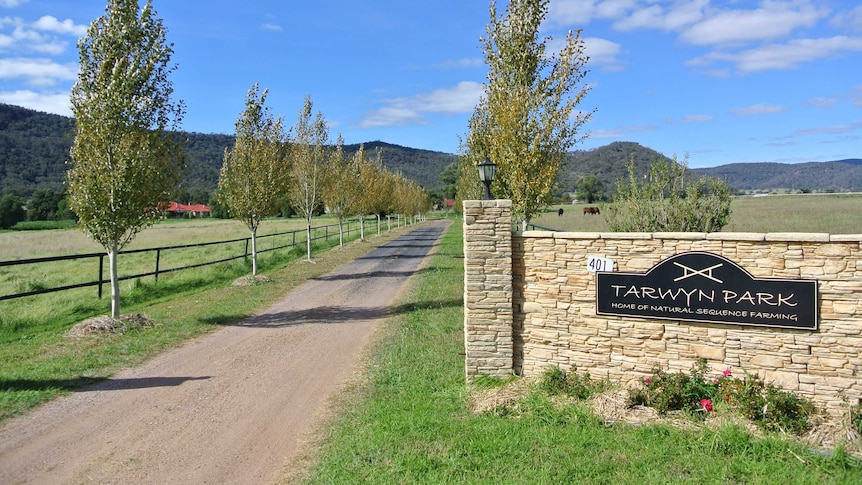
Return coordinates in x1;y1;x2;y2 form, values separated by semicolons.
1;103;859;198
693;162;862;192
559;141;674;194
559;142;862;195
0;104;456;199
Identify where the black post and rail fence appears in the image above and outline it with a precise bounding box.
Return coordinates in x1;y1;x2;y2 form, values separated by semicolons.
1;218;378;302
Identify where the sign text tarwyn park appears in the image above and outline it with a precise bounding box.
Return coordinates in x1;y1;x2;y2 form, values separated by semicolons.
596;252;818;330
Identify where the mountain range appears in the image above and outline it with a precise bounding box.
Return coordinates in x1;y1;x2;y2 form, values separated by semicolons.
1;103;859;199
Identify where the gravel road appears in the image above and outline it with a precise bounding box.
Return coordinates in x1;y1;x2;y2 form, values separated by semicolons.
0;220;451;485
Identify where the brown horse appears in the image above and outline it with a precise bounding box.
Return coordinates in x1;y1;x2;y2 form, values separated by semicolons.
583;206;600;215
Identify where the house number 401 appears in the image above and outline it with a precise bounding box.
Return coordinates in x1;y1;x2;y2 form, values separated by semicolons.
587;256;614;273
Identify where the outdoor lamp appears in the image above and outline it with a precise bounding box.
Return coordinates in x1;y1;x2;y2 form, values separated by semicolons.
477;157;496;200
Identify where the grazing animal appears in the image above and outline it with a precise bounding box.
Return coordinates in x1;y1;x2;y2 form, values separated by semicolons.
583;206;600;215
558;208;564;217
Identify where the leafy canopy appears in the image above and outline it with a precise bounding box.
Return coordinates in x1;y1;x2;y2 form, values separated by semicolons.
463;0;593;227
67;0;185;251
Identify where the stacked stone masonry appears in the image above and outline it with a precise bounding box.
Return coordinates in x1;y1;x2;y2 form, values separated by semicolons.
463;200;862;415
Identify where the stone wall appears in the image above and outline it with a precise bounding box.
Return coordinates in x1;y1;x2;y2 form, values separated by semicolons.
463;200;513;380
463;200;862;414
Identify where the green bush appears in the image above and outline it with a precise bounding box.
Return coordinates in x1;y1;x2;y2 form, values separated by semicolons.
606;154;732;232
540;365;609;400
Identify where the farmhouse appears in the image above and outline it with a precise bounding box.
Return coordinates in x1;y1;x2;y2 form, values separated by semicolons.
165;202;211;218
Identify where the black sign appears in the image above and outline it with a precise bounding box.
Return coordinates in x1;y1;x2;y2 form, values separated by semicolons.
596;252;818;330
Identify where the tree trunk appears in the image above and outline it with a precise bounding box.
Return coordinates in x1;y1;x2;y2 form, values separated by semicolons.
251;227;258;276
108;240;120;319
305;217;312;261
338;220;344;247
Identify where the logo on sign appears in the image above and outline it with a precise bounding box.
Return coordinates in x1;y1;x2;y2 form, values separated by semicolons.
596;252;818;330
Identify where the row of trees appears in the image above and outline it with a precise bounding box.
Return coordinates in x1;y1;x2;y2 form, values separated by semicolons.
217;85;430;276
0;188;75;229
63;0;428;318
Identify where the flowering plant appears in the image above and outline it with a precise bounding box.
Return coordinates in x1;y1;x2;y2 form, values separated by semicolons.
628;359;817;432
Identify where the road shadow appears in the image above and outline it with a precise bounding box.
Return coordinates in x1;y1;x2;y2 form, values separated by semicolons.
219;297;463;328
311;267;434;281
1;376;212;393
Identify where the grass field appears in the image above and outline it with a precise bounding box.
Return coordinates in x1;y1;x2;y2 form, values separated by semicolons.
291;221;862;484
531;194;862;233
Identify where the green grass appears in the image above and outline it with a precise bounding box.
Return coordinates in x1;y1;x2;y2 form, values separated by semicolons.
0;221;418;421
295;221;862;484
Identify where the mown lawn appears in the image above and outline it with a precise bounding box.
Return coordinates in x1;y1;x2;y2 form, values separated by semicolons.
294;221;862;484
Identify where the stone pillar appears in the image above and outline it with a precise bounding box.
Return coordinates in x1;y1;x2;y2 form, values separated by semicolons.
463;199;513;382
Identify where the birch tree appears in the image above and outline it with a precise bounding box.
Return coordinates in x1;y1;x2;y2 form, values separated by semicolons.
322;137;359;247
67;0;185;319
218;84;288;277
287;95;329;261
464;0;593;229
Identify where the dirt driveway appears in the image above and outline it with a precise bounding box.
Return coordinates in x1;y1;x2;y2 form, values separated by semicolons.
0;220;451;485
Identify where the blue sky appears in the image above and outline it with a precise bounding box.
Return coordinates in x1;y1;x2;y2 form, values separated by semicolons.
1;0;860;168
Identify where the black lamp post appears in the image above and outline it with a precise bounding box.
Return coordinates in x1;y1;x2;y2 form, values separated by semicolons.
477;157;496;200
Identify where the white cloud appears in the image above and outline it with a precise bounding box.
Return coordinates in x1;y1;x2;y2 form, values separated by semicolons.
682;114;713;123
583;36;623;66
730;104;788;116
831;5;862;32
615;0;708;32
0;0;29;7
32;16;87;37
359;81;483;128
791;121;862;137
690;36;862;72
0;57;78;85
261;23;282;32
0;90;70;115
805;96;838;108
680;1;828;46
547;0;639;27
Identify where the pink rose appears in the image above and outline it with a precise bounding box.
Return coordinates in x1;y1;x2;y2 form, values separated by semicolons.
701;399;713;412
644;377;652;385
723;369;732;377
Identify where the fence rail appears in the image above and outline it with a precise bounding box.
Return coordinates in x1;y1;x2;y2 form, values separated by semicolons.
0;218;376;302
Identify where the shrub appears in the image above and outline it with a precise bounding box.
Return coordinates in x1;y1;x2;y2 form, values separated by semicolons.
629;360;818;433
541;365;610;400
605;154;732;232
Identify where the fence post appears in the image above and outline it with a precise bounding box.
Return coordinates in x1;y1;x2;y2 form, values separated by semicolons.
155;249;161;282
98;254;104;299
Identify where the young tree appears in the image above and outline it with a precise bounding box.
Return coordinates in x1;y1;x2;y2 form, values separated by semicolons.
465;0;593;229
287;95;329;261
605;155;733;232
67;0;185;319
218;84;288;277
321;135;358;247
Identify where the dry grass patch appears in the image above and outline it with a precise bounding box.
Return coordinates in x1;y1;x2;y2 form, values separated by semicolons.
64;313;155;337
